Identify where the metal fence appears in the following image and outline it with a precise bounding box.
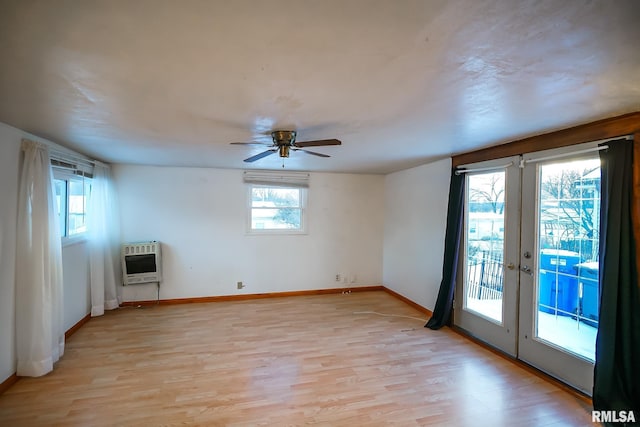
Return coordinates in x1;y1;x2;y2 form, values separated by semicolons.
467;250;504;300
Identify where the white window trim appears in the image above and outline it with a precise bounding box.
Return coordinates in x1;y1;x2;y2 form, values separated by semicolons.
52;168;91;243
246;184;308;235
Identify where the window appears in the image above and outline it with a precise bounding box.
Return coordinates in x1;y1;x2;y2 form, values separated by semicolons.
248;185;306;233
53;172;91;239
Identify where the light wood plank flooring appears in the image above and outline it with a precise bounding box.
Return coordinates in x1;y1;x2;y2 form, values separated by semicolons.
0;291;593;426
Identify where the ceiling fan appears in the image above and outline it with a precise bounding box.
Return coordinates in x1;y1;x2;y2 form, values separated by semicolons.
231;130;341;163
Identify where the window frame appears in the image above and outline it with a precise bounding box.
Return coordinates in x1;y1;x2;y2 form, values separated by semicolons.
246;184;308;235
53;169;91;245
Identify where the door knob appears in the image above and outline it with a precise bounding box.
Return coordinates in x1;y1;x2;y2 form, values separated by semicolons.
506;263;515;270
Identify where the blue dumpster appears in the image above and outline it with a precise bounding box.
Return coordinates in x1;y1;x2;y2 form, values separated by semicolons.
540;249;580;274
538;269;555;314
575;262;599;327
538;249;580;316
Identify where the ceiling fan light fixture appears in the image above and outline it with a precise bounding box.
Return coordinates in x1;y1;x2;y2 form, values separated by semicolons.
279;145;290;158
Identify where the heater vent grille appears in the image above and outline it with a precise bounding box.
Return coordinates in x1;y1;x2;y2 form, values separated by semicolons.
123;242;159;255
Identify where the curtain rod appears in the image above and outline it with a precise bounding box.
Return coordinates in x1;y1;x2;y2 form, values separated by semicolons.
523;135;632;165
523;145;607;165
457;135;633;172
455;161;514;175
49;149;96;166
22;138;100;167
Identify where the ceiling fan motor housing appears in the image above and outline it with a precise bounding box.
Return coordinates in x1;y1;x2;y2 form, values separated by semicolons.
271;130;296;145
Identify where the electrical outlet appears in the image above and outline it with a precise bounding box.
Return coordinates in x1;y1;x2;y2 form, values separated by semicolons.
335;274;341;282
237;281;244;289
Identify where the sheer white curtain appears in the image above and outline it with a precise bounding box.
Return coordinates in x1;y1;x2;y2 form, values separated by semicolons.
87;162;120;316
15;139;65;377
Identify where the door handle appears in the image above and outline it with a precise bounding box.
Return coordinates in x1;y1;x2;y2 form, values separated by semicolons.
521;265;532;275
506;263;516;270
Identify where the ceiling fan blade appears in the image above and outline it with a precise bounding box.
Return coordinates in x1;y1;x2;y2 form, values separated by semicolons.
293;138;342;148
230;142;273;146
244;149;277;162
297;149;330;158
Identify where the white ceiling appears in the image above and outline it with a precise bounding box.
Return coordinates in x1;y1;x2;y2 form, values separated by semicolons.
1;0;639;174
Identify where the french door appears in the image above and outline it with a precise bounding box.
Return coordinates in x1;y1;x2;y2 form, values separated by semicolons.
453;156;521;357
454;143;602;394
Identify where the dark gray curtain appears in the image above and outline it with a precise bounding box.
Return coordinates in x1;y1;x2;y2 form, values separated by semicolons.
593;139;640;419
426;169;465;329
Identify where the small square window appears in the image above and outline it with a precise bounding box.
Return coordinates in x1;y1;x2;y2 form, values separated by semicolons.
248;185;306;233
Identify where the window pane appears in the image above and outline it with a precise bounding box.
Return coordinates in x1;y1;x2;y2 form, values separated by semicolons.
464;172;505;324
249;186;304;231
536;158;600;361
68;179;87;235
251;208;301;229
251;187;300;208
54;179;67;237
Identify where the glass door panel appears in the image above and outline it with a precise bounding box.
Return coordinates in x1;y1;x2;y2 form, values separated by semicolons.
464;171;505;324
535;159;600;361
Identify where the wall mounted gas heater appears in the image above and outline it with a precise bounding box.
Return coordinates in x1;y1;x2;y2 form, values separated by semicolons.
121;241;162;285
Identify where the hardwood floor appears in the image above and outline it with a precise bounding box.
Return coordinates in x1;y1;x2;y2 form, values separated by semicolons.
0;291;594;426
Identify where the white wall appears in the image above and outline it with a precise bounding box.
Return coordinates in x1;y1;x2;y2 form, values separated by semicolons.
0;124;20;383
114;165;385;301
0;122;91;384
383;158;451;310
